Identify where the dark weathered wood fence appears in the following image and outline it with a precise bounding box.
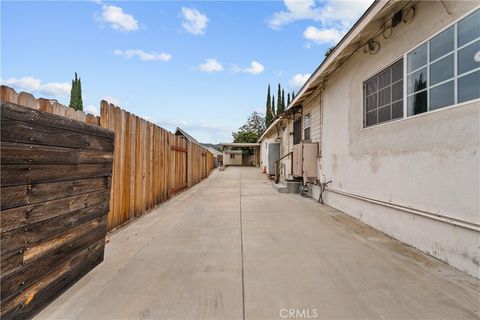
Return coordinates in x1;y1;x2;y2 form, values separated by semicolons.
0;102;114;320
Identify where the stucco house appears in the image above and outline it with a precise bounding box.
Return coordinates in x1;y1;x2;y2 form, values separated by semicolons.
259;1;479;278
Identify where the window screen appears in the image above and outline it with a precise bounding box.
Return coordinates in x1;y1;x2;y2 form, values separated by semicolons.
363;59;404;127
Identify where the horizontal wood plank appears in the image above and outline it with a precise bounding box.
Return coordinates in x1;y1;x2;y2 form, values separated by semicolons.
0;238;105;320
1;163;113;187
1;217;106;300
170;145;188;152
1;141;113;165
1;118;114;152
1;190;110;233
1;176;111;210
1;102;114;139
1;201;108;255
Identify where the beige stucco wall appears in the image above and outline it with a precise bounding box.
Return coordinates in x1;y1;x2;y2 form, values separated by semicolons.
223;152;242;166
316;1;479;277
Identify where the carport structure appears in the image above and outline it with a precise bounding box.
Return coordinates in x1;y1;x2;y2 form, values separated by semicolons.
221;143;260;167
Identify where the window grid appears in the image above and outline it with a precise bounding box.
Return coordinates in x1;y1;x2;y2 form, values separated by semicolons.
406;9;480;115
365;7;479;129
363;59;404;127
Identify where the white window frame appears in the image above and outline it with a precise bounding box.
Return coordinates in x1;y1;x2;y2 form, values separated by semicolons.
361;5;480;130
404;7;480;117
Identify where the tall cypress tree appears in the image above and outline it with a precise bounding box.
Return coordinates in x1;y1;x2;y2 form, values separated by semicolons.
276;84;282;115
280;89;285;113
292;91;295;100
69;72;84;111
265;85;272;127
272;95;275;118
69;78;76;109
287;93;291;106
77;77;83;111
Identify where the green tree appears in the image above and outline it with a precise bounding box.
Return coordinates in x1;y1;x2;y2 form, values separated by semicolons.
287;93;291;106
69;72;83;111
272;95;275;118
276;84;282;115
292;91;295;100
325;45;335;58
232;111;266;143
265;85;272;127
280;89;285;113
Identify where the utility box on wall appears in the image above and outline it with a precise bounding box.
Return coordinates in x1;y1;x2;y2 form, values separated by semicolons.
267;143;280;175
292;142;318;179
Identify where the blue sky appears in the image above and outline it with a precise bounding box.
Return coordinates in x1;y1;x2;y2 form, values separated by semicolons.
1;0;371;143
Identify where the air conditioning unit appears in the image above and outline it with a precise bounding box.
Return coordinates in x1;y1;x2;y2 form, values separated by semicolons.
292;142;318;179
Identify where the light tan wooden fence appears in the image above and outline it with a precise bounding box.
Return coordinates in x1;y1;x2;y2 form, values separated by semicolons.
99;102;214;230
1;85;215;231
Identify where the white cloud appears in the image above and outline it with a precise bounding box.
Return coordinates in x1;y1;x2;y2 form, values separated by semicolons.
181;7;208;35
290;73;311;89
198;59;223;73
232;61;265;75
268;0;372;46
268;0;372;30
85;105;99;115
1;76;70;97
303;26;343;44
114;49;172;62
101;5;139;32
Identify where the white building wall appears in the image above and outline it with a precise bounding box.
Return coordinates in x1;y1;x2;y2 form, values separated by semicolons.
316;1;479;277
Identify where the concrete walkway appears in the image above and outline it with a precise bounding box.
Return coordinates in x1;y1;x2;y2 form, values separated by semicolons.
36;167;479;319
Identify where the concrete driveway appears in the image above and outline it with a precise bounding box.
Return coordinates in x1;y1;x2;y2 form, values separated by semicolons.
36;167;479;320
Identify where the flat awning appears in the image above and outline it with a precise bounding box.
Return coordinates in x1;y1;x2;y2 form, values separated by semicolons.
221;143;260;148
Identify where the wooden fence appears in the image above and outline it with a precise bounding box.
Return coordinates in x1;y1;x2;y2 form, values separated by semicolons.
0;85;215;230
0;102;114;320
100;102;215;230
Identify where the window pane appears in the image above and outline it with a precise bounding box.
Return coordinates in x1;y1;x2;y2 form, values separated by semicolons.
366;110;377;126
408;43;427;72
408;91;428;116
458;40;480;75
304;127;311;140
430;53;454;85
392;60;403;82
458;70;480;103
378;105;391;123
378;68;391;89
378;86;391;107
430;26;454;61
458;9;480;47
430;80;454;110
392;81;403;101
366;94;377;111
407;67;427;94
365;78;377;95
392;101;403;119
